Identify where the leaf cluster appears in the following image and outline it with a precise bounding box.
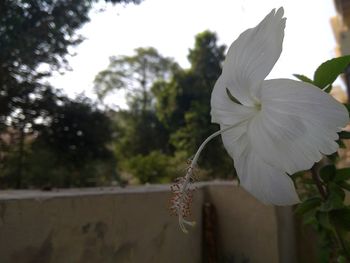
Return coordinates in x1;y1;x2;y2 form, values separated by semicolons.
295;56;350;262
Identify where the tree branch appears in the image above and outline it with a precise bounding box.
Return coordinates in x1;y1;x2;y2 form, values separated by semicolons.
311;164;328;200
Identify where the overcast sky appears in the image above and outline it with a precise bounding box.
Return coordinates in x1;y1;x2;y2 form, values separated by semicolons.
48;0;339;108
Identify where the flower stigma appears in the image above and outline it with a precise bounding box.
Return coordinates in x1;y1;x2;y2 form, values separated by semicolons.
170;121;244;233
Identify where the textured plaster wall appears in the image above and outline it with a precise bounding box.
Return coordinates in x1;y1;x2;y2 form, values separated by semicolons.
204;185;280;263
0;183;295;263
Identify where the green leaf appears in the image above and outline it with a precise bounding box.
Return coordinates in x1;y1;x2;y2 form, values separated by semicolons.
339;131;350;139
337;139;346;149
226;88;242;105
330;207;350;231
319;164;336;183
335;168;350;183
313;55;350;89
337;255;347;263
327;152;339;162
316;211;334;231
329;183;346;201
318;245;332;263
293;74;313;84
302;209;318;226
338;181;350;192
318;229;333;262
319;183;345;211
295;196;322;215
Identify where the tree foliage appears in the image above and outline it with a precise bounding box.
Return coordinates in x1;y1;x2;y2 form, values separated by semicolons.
0;0;239;187
94;48;177;180
94;31;236;184
0;92;115;188
154;31;234;178
94;47;177;112
94;48;177;178
0;0;139;188
0;0;140;124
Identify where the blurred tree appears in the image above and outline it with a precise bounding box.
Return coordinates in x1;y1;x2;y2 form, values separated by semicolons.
0;93;115;188
112;109;170;157
94;47;177;147
94;47;177;112
94;48;179;182
0;0;139;188
0;0;140;123
0;0;139;78
33;95;115;187
96;32;236;183
38;95;113;167
0;85;59;187
126;150;176;184
0;0;141;125
154;31;234;178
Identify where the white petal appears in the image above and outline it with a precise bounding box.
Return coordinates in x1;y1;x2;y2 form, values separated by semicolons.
211;75;257;125
220;123;250;159
221;7;286;106
249;79;349;174
235;145;300;205
220;125;300;205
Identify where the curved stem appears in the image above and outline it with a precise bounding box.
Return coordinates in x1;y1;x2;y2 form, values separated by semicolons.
180;124;238;201
191;124;238;166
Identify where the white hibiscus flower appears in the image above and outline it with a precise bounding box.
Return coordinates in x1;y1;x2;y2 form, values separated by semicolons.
171;7;349;232
211;7;348;205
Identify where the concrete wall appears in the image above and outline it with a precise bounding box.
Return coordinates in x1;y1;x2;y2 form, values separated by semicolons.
0;182;296;263
204;184;296;263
